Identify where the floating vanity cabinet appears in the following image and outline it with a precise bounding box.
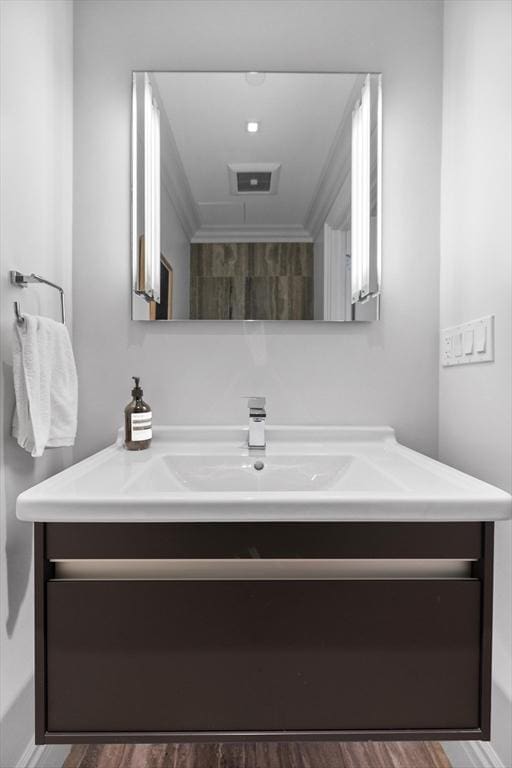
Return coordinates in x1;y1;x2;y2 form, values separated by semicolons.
35;522;493;744
22;427;507;743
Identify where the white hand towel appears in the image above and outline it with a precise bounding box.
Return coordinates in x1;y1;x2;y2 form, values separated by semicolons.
12;314;78;457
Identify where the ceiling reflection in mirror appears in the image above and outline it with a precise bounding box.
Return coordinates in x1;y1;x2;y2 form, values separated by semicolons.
132;71;381;321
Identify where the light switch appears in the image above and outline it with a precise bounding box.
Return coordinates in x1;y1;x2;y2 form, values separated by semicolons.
474;322;487;353
441;315;494;367
463;329;474;355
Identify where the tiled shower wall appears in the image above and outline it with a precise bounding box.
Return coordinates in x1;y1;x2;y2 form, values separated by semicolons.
190;243;314;320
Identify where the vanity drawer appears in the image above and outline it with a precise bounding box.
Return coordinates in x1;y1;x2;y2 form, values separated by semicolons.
45;578;481;736
45;521;483;560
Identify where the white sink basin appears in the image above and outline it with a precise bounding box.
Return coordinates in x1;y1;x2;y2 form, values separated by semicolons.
16;426;512;522
124;454;400;493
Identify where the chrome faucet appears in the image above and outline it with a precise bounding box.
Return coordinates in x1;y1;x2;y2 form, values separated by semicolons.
247;397;266;450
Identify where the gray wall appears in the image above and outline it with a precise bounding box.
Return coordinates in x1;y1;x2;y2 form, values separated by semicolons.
439;2;512;766
0;1;73;766
73;0;443;460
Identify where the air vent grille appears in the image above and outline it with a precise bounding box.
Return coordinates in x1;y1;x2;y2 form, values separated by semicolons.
228;163;281;195
237;172;272;193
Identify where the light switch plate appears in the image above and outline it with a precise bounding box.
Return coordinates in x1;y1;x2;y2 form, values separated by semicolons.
441;315;494;367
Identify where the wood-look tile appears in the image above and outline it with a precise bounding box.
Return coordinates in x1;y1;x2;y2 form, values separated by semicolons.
252;244;314;278
117;743;173;768
216;742;247;768
190;242;314;320
190;276;245;319
191;244;249;278
63;744;89;768
277;741;312;768
375;741;405;768
65;741;451;768
424;741;452;768
339;741;383;768
363;741;444;768
297;741;346;768
243;741;283;768
173;742;220;768
246;275;313;320
389;741;423;768
66;744;124;768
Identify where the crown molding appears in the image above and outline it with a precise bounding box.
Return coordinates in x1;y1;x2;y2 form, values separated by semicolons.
191;226;312;243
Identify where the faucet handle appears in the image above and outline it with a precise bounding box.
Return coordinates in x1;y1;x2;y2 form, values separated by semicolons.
247;396;266;410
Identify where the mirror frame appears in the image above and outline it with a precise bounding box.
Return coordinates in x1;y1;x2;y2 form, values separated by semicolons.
131;70;382;322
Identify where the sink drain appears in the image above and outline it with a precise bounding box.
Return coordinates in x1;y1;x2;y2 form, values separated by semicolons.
253;460;265;471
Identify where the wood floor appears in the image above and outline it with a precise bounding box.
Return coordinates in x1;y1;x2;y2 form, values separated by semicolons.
64;741;451;768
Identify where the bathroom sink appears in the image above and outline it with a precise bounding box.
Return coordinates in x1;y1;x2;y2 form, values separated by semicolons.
16;426;512;522
124;454;400;493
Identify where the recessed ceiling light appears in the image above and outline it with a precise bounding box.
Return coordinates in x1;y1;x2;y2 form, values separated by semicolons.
246;121;260;133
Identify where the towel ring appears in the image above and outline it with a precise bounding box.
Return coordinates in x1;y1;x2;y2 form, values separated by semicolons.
10;271;66;324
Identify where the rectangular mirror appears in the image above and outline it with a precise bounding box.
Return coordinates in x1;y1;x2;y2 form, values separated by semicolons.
132;71;382;321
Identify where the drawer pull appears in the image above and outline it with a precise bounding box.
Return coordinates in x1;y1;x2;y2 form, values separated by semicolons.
52;558;474;581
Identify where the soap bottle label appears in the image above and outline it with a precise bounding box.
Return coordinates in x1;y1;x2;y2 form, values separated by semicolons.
131;411;152;441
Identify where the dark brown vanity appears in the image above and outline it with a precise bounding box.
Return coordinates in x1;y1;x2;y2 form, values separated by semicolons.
35;521;493;745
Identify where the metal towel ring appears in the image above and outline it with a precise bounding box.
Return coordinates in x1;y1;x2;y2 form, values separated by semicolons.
10;271;66;324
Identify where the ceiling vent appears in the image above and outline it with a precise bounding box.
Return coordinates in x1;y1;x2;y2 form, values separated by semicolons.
228;163;281;195
237;171;272;193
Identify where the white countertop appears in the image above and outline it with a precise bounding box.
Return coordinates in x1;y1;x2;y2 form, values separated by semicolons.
16;426;512;523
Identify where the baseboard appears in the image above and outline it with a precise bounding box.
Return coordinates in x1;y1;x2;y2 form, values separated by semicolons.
15;741;70;768
442;740;505;768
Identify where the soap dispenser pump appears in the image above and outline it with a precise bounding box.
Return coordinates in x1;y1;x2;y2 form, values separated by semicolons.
124;377;152;450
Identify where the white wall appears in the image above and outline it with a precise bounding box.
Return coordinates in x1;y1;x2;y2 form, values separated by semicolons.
438;2;512;766
73;0;443;462
3;2;509;763
154;74;192;315
313;227;325;320
132;75;191;321
132;163;191;321
161;183;190;319
0;1;73;765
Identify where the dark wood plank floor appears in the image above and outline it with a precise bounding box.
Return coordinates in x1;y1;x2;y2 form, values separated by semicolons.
64;741;451;768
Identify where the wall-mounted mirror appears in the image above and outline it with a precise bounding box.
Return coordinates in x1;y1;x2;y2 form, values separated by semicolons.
132;71;382;321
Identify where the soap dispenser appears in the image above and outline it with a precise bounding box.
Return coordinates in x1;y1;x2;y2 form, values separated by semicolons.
124;377;152;450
